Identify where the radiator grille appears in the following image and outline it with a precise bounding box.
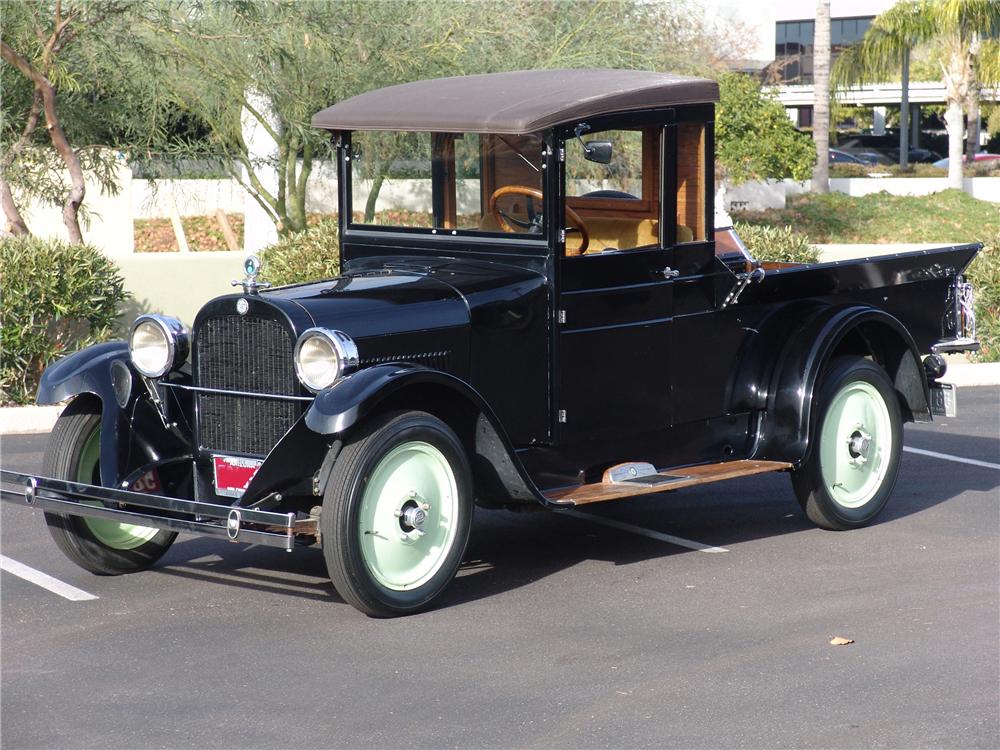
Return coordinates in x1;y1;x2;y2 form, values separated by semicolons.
195;315;301;456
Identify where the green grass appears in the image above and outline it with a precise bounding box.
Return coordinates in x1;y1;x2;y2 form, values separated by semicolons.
734;189;999;245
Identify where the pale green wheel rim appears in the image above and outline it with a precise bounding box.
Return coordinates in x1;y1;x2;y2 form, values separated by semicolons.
78;427;159;550
358;441;460;592
819;380;893;509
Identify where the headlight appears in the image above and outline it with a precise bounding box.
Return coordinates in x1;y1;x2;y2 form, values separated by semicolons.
129;314;189;378
294;328;358;392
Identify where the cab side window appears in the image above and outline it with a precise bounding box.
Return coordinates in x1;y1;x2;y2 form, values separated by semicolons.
564;128;659;255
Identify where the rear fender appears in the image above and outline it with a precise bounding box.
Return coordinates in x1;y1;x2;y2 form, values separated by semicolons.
304;364;545;506
756;305;929;465
37;342;192;487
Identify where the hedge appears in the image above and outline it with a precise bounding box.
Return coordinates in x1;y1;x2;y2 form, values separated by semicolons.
0;236;129;405
260;218;340;287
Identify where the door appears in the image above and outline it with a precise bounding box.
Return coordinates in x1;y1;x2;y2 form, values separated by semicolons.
556;247;676;443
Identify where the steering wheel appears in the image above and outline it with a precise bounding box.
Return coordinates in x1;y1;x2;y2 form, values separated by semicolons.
489;186;590;255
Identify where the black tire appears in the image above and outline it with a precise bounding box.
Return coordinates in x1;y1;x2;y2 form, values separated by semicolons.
322;410;473;617
792;356;903;530
42;399;177;575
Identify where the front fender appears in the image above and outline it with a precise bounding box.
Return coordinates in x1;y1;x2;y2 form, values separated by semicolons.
37;342;192;487
305;364;483;435
37;341;129;407
303;364;546;506
756;305;929;465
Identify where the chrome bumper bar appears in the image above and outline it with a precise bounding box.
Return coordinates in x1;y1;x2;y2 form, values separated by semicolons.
0;470;317;552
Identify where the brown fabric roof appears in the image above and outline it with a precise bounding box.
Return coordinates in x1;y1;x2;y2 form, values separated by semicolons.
312;69;718;134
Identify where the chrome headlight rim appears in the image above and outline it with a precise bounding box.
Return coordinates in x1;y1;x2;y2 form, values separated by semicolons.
294;328;359;393
128;314;190;379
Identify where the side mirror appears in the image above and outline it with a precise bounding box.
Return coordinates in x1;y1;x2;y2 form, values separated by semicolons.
583;141;613;164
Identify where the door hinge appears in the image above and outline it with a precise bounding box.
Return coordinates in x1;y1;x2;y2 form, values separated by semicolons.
558;309;566;324
559;229;566;243
558;147;565;162
558;409;567;423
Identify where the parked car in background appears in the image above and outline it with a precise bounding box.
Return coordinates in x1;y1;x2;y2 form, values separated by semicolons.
854;150;892;166
0;69;983;617
933;153;1000;168
885;148;943;164
829;148;870;165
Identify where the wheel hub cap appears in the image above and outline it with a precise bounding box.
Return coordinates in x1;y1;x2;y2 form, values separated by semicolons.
399;504;427;531
847;429;872;464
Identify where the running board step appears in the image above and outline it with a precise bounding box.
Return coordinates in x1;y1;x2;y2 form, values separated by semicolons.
544;460;793;506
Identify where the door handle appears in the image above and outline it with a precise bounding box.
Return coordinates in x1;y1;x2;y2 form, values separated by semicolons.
653;267;680;279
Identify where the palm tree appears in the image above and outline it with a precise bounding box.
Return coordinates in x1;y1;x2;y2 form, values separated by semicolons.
833;0;1000;191
812;0;831;193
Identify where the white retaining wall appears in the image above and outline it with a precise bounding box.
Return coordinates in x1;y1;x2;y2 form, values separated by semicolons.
829;176;1000;202
17;160;135;256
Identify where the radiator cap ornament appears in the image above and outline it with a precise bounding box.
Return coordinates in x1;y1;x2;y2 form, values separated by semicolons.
232;254;271;295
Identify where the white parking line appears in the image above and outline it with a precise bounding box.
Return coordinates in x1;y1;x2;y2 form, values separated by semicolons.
559;510;729;553
0;554;98;601
904;446;1000;471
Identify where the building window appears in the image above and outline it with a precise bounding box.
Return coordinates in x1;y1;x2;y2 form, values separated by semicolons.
775;16;873;84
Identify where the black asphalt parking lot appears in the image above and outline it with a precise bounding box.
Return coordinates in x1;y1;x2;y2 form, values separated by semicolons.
2;387;998;749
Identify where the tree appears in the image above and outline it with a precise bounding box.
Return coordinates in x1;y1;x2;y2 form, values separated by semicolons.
716;73;816;185
1;2;125;242
0;1;180;241
833;0;1000;191
148;0;758;236
812;0;831;193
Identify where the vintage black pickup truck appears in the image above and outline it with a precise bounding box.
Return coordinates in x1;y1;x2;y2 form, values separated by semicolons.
2;69;980;617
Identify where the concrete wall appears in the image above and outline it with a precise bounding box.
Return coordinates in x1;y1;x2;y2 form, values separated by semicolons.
829;177;1000;202
115;251;245;332
724;176;1000;212
723;179;809;212
18;158;134;256
132;179;245;218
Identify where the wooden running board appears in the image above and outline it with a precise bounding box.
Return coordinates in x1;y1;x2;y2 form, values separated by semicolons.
544;459;793;506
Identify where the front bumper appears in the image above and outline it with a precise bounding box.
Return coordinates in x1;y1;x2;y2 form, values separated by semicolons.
0;470;318;552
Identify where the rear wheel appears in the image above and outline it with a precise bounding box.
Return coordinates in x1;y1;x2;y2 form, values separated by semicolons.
322;411;473;617
43;399;176;575
792;356;903;530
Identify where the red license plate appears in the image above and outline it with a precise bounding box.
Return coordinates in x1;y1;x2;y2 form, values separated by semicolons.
213;455;263;498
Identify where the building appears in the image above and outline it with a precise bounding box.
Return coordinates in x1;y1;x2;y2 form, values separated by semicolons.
702;0;996;149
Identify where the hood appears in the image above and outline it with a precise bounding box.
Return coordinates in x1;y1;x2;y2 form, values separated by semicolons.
265;265;470;338
264;256;548;339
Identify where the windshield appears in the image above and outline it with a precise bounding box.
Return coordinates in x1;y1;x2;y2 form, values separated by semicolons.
348;131;545;237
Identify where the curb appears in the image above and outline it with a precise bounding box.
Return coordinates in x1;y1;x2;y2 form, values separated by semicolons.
0;405;64;436
941;362;1000;388
2;364;997;436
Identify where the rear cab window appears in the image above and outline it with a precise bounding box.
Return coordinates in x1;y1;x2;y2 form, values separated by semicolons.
348;131;546;239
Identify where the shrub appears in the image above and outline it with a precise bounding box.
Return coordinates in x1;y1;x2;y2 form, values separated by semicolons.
0;236;129;405
716;73;815;184
260;217;340;287
733;221;820;265
829;163;872;178
966;234;1000;362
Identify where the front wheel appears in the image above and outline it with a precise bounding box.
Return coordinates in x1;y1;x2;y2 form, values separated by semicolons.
792;356;903;530
42;399;176;575
322;411;473;617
